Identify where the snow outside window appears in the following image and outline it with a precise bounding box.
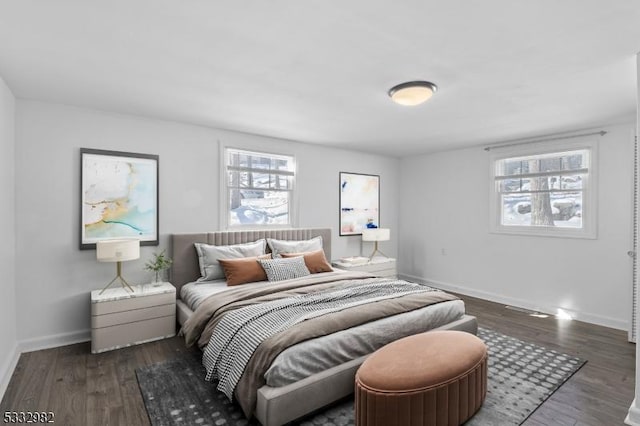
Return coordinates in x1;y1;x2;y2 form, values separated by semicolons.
224;148;295;228
489;140;597;239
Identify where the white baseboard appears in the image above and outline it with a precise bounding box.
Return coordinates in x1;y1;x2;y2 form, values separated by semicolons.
400;273;629;331
626;399;640;425
0;344;20;403
0;329;91;403
19;329;91;353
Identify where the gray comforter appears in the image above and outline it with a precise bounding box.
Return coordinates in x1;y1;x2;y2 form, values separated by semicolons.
181;271;460;417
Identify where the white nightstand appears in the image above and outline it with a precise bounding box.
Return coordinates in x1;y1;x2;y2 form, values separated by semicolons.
90;282;176;354
332;258;397;278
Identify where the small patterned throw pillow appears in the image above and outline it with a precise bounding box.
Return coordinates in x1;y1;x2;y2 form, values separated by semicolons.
259;256;311;282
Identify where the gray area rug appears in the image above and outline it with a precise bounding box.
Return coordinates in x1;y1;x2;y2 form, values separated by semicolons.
136;328;585;426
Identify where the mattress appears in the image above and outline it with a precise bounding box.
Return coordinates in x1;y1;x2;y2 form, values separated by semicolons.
180;280;229;311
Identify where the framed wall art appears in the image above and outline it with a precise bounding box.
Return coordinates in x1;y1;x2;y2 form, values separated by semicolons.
80;148;159;249
339;172;380;236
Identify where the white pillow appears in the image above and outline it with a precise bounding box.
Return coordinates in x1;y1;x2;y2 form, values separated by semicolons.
194;239;266;281
266;236;323;257
258;257;311;282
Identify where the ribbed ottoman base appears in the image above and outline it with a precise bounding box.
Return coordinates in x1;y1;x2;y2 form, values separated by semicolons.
354;331;488;426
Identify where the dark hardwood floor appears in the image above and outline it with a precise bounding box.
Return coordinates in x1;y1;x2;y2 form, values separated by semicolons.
463;294;636;426
0;294;635;426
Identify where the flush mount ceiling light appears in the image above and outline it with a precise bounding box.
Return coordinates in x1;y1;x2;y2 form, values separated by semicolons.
388;81;438;106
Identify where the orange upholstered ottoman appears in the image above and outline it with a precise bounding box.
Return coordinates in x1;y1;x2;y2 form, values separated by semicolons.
355;330;487;426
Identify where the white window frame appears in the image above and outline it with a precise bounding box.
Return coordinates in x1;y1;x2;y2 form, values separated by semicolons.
220;146;297;230
489;138;598;239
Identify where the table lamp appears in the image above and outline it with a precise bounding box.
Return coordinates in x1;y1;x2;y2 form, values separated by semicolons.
362;228;390;260
96;238;140;294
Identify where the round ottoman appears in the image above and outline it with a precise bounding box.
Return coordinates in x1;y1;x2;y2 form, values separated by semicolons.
355;330;487;426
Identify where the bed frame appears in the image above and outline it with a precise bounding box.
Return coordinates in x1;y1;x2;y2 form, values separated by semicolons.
171;228;478;426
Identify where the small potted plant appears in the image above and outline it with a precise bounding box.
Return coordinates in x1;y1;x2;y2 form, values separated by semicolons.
144;250;173;283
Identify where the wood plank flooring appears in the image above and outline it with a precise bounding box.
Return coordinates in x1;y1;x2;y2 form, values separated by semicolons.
0;294;635;425
462;294;636;426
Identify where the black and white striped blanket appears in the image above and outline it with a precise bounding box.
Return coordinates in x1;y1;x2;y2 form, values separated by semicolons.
202;278;436;399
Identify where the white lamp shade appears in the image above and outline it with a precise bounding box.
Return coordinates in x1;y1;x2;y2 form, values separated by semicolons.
362;228;390;242
96;239;140;262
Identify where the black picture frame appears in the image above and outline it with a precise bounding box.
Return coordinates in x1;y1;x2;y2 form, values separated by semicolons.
80;148;159;249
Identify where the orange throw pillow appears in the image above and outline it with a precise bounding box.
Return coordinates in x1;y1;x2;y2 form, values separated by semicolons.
218;254;271;286
281;249;333;274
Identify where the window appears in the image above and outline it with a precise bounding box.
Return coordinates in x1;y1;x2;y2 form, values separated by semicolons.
490;141;597;238
224;148;295;228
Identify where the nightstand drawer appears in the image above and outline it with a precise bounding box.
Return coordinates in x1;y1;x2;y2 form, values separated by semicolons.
91;292;175;316
332;258;397;278
91;314;175;353
92;303;175;328
90;282;177;353
356;262;395;273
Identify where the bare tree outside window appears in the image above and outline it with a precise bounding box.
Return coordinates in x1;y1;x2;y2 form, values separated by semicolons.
529;159;554;226
495;148;589;230
229;153;242;210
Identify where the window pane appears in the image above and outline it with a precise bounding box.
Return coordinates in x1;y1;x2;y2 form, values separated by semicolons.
278;176;289;190
226;148;295;228
560;175;583;190
499;174;584;193
501;191;582;228
252;173;270;188
238;154;250;168
239;172;250;188
273;158;290;171
502;159;528;176
499;178;530;193
252;156;271;170
228;189;289;226
538;153;585;172
551;193;582;227
228;152;292;172
499;150;587;177
228;170;239;188
501;193;533;226
228;152;240;168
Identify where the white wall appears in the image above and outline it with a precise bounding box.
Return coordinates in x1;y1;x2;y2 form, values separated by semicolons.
0;75;17;396
14;100;400;346
399;124;635;330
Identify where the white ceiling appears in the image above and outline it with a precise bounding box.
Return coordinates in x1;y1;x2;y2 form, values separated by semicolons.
0;1;638;157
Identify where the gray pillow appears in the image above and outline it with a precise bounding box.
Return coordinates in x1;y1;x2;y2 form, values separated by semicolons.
258;257;311;282
195;239;266;281
267;236;323;257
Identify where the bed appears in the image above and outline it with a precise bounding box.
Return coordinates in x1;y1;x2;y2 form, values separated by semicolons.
172;228;477;426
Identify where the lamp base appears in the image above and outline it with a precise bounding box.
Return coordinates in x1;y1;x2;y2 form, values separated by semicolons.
99;261;135;295
368;241;389;261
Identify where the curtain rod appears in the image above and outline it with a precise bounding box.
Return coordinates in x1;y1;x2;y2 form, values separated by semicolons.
483;130;607;152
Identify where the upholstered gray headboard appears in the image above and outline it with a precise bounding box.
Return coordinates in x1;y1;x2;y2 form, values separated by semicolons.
170;228;332;294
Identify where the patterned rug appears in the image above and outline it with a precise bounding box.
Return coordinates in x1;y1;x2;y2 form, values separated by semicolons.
136;328;585;426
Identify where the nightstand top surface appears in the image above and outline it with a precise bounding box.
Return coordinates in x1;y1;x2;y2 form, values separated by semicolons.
91;282;175;303
332;257;396;268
